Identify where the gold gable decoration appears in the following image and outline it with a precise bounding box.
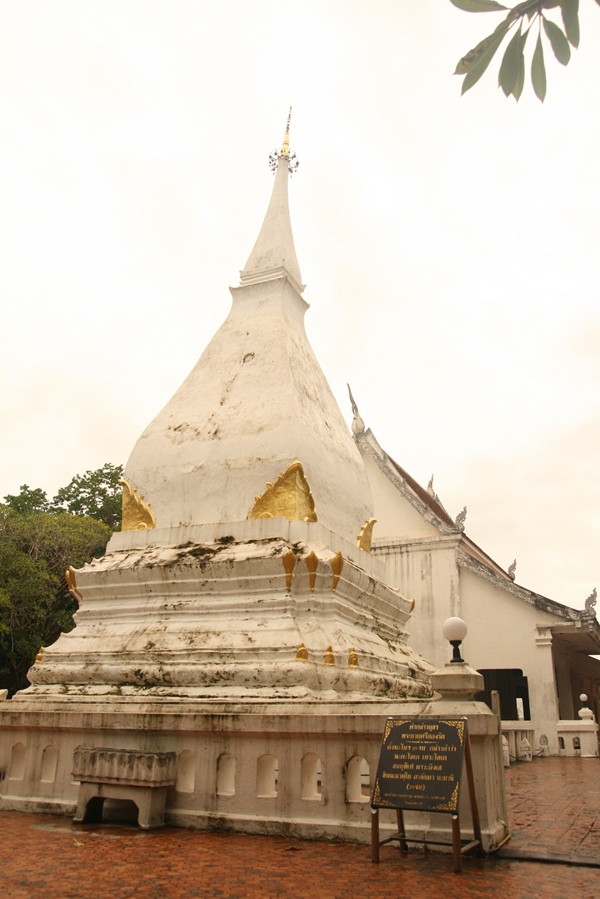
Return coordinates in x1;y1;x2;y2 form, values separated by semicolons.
248;461;318;523
65;566;83;605
356;518;376;553
120;479;156;531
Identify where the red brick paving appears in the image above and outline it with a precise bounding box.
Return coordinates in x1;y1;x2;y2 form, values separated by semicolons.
504;756;600;861
1;757;599;899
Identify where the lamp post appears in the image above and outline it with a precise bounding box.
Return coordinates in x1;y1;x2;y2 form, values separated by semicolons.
442;617;468;664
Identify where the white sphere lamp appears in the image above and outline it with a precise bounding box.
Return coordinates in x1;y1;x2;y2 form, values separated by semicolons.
442;617;468;664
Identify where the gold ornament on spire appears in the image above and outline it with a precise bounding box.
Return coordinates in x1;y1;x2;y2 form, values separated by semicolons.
281;106;291;157
269;107;299;176
249;461;317;523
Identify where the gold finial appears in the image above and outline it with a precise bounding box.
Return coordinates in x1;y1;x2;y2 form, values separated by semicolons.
281;106;292;157
348;647;359;668
282;549;297;591
330;552;343;592
35;646;44;664
296;643;309;661
324;645;335;666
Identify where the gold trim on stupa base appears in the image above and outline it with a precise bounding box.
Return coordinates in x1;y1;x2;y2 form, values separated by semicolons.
296;643;309;661
330;552;343;591
282;549;297;590
248;461;318;523
356;518;377;553
65;566;83;605
305;550;318;591
120;479;156;531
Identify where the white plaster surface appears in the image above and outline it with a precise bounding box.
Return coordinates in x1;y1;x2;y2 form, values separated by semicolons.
123;157;373;547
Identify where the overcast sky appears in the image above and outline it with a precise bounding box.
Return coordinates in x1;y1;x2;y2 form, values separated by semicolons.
1;1;598;611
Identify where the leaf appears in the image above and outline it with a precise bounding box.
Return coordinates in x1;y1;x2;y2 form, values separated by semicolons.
543;18;571;64
455;16;511;76
531;32;547;101
498;25;525;96
512;30;528;100
560;0;580;48
449;0;507;10
461;22;508;94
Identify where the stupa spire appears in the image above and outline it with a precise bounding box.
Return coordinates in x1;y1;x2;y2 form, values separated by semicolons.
239;108;303;292
280;106;291;157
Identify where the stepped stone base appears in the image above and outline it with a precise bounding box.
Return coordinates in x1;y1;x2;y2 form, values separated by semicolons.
0;696;508;850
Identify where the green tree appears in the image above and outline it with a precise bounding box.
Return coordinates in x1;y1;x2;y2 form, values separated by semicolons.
0;505;111;696
451;0;596;101
51;462;124;529
3;485;50;515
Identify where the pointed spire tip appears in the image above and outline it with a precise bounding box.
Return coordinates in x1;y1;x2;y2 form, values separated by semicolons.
281;106;292;157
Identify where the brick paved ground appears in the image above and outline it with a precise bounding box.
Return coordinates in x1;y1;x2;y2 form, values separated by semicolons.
1;757;598;899
504;755;600;861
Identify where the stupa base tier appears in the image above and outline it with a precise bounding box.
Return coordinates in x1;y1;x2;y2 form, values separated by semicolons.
0;699;508;851
28;528;434;700
24;658;432;701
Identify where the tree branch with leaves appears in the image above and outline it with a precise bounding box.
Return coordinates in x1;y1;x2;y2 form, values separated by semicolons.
451;0;593;101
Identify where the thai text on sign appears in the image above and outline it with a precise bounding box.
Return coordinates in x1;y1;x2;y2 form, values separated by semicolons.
371;717;467;813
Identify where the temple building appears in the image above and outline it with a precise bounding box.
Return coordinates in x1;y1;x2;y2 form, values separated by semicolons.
352;404;600;757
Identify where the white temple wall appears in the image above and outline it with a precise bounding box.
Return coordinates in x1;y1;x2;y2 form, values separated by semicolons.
360;451;441;539
373;538;564;755
373;537;461;667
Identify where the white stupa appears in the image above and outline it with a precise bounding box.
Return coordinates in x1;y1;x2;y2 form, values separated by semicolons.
19;115;431;703
0;118;507;847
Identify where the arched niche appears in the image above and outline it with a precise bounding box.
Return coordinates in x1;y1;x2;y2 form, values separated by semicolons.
256;754;278;798
301;752;322;800
9;743;26;781
346;755;370;803
176;750;196;793
40;745;59;783
216;753;236;796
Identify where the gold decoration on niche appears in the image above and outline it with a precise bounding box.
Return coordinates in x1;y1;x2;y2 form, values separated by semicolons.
348;647;359;668
248;461;317;523
305;550;319;591
356;518;377;553
35;647;44;664
330;552;343;591
296;643;309;661
120;479;156;531
324;646;335;666
282;549;297;591
65;566;82;605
